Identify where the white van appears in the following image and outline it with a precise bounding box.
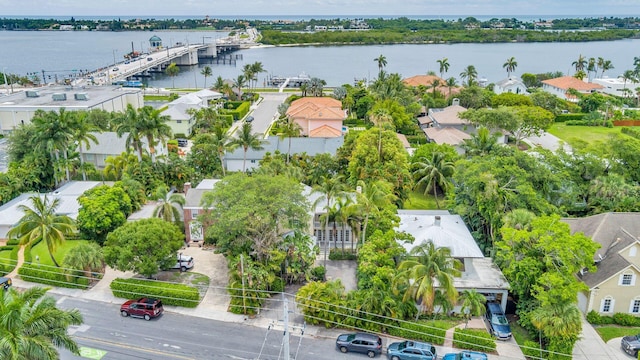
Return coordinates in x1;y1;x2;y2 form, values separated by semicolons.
172;254;194;271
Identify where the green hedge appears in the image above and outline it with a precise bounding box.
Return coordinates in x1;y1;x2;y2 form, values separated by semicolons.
406;134;428;145
453;328;496;352
18;264;89;289
621;127;640;139
329;248;357;260
110;277;200;308
554;113;586;122
0;246;19;276
5;239;20;246
387;320;449;345
223;101;250;120
521;340;548;359
586;310;640;326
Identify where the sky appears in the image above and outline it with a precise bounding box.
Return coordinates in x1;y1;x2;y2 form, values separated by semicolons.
0;0;638;17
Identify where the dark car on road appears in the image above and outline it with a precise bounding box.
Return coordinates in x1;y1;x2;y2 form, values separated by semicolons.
387;340;437;360
336;333;383;358
621;334;640;357
245;115;254;123
120;298;164;321
442;350;488;360
485;302;512;340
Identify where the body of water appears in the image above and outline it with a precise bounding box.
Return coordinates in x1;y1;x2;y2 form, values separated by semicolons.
1;30;638;88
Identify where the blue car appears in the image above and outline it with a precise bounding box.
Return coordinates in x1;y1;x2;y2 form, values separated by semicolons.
485;302;512;340
442;351;488;360
387;340;437;360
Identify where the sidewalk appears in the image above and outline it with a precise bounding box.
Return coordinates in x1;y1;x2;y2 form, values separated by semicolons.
573;316;629;360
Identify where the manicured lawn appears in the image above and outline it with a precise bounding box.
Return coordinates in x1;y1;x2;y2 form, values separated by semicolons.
30;240;90;266
595;325;640;342
547;124;628;147
403;189;441;210
0;249;18;274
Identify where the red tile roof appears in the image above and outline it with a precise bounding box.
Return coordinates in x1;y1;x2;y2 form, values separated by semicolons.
541;76;604;91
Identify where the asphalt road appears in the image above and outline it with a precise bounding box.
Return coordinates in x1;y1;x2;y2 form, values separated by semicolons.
56;296;350;360
248;93;290;136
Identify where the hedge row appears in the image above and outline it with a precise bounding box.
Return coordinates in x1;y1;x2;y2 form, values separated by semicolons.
328;248;357;260
587;310;640;326
453;328;496;352
5;239;20;246
0;245;19;276
223;101;250;120
406;135;428;145
387;320;448;345
110;277;200;308
18;264;89;289
554;113;587;122
621;126;640;139
565;119;613;127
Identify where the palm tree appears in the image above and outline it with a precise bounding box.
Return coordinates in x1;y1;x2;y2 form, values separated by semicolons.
152;184;185;224
62;242;104;282
503;56;518;78
211;128;233;176
445;77;458;97
0;287;83;359
165;62;180;88
309;77;326;96
300;82;309;97
103;152;138;180
394;242;462;316
232;74;246;99
460;290;487;328
71;111;99;181
374;54;387;78
622;70;637;96
502;209;536;230
7;195;76;267
242;64;255;90
530;301;582;357
200;66;213;88
115;104;145;160
412;151;455;209
437;58;450;79
313;175;347;269
460;65;478;87
278;116;303;164
228;122;265;172
572;54;587;73
139;106;172;163
353;180;396;246
250;61;266;88
32;109;75;186
587;57;597;81
461;127;500;157
369;108;393;159
600;59;614;77
430;79;441;97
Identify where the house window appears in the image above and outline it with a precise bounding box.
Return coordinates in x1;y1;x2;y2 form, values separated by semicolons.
191;209;199;217
601;297;613;313
621;274;634;286
631;299;640;314
177;120;182;124
630;246;637;257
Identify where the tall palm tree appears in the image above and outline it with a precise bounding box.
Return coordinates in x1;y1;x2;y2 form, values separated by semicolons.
139;106;173;163
200;66;213;88
103;152;138;180
353;180;396;246
115;104;145;160
0;287;83;359
7;195;76;267
587;57;597;81
313;175;347;269
232;74;246;99
445;77;458;97
250;61;266;88
31;109;75;186
152;184;185;224
278;116;303;164
228;122;265;172
369;108;394;159
374;54;387;79
211;128;233;176
309;77;326;96
460;65;478;87
622;69;637;96
503;56;517;78
461;126;500;157
71;111;99;181
600;59;614;77
242;64;255;90
165;62;180;88
430;79;441;97
437;58;450;79
412;151;455;209
394;242;462;316
460;290;487;328
62;242;104;282
572;54;587;73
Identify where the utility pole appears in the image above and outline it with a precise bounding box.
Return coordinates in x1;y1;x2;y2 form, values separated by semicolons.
269;293;305;360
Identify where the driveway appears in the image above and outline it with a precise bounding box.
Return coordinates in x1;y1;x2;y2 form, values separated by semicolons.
573;317;630;360
524;131;572;153
249;92;289;136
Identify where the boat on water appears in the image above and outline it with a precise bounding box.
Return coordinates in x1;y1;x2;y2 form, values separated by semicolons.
112;80;143;88
266;72;311;87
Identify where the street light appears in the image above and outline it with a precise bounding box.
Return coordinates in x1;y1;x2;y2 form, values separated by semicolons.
112;49;117;65
2;67;8;95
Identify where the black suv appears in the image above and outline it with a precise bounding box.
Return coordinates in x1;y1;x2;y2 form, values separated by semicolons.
336;332;383;358
621;333;640;357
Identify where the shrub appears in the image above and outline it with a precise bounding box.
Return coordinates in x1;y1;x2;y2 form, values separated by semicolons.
224;101;250;120
621;127;640;139
586;310;601;324
18;264;89;289
310;266;326;281
329;248;357;260
387;320;449;345
110;277;200;308
406;135;428;145
613;312;640;326
0;246;19;276
5;239;19;246
270;277;285;293
453;328;496;352
554;113;586;122
521;340;548;359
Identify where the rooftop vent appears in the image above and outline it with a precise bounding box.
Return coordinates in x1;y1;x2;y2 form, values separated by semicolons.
74;93;89;101
25;90;40;98
434;215;441;227
52;93;67;101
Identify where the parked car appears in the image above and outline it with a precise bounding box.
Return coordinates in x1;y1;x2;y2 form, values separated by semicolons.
442;350;488;360
245;115;254;123
387;340;437;360
112;67;119;72
177;138;188;147
120;298;163;320
0;277;12;290
485;302;512;340
335;332;383;358
147;57;153;61
172;254;194;271
621;333;640;357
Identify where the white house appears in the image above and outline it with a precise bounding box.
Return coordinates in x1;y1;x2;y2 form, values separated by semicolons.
541;76;603;102
81;131;168;169
592;77;640;97
494;77;528;95
162;89;223;136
